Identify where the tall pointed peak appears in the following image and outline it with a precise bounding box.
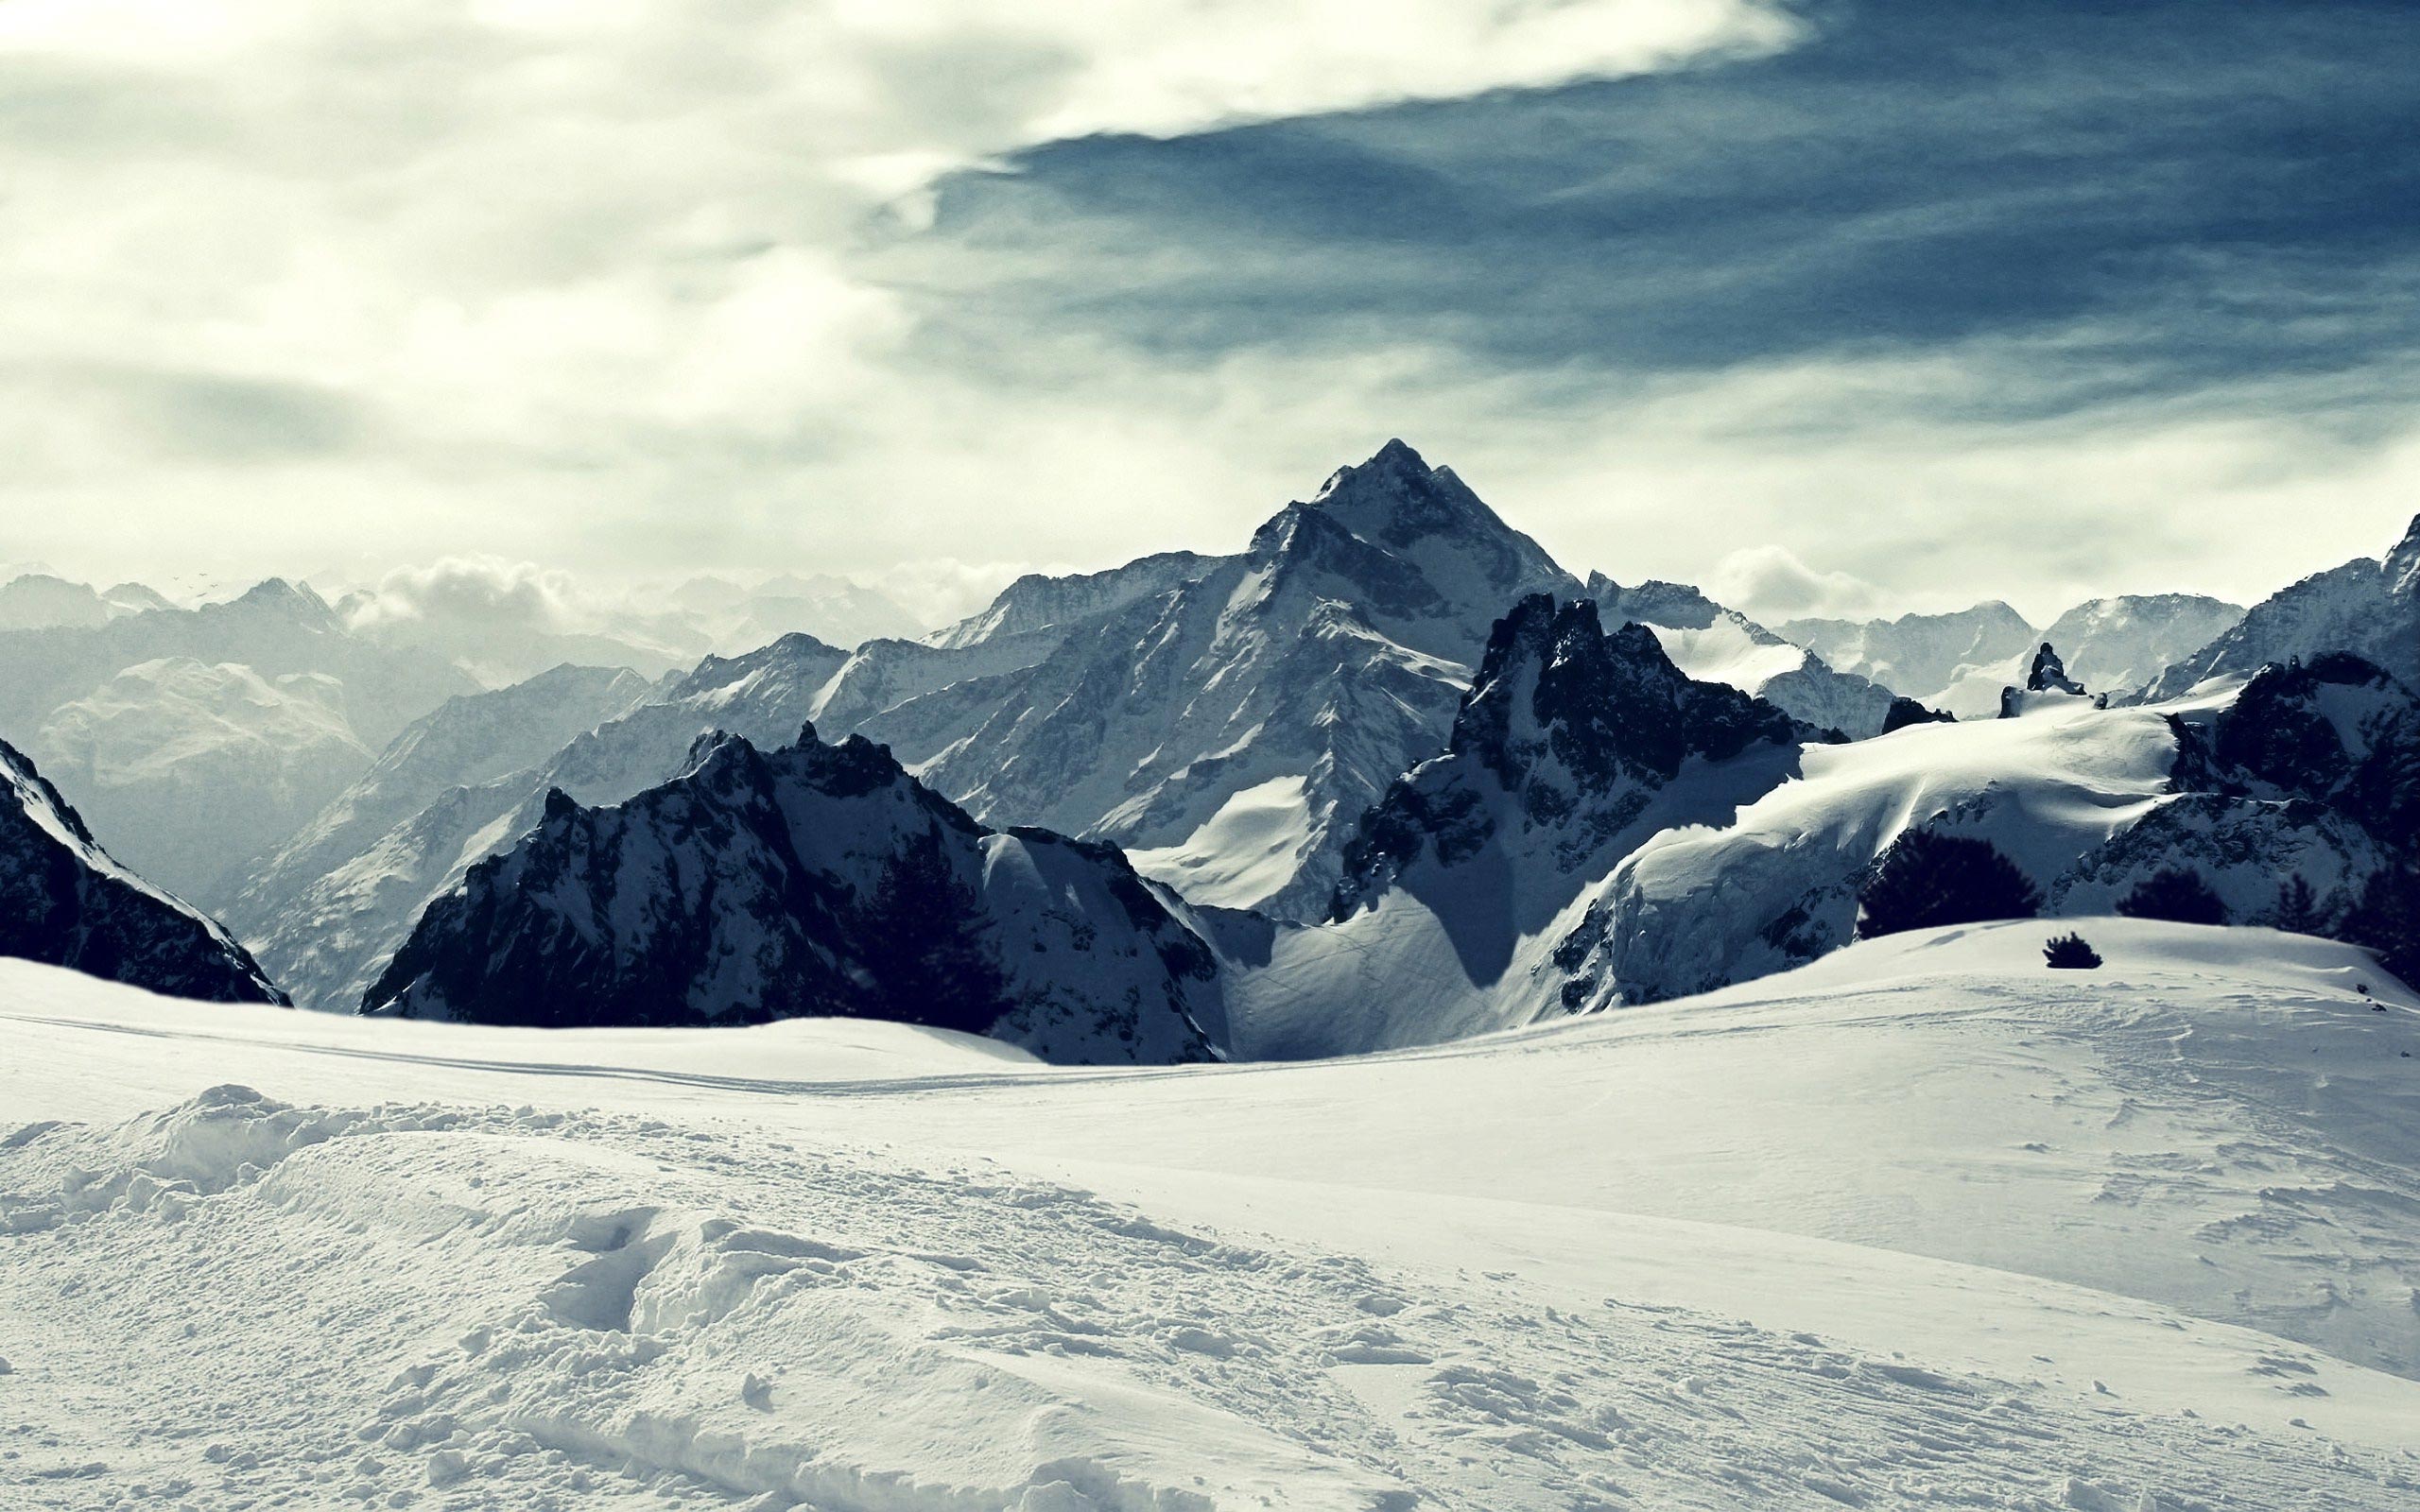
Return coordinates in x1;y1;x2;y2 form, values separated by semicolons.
1313;438;1458;509
2388;511;2420;591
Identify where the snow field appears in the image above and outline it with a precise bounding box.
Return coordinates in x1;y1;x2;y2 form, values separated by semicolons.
4;918;2419;1509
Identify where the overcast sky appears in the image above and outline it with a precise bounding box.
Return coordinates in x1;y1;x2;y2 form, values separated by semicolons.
5;0;2415;626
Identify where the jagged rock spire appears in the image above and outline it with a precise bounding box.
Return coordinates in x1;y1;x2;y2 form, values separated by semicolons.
2027;643;2086;695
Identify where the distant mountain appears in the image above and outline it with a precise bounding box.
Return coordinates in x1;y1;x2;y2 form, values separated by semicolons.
365;728;1220;1064
924;553;1215;651
0;578;475;750
220;663;656;963
1787;593;2250;715
2143;514;2420;702
0;736;283;1003
1781;602;2037;708
0;574;112;631
657;572;928;654
2038;594;2243;694
899;441;1577;920
1585;575;1895;736
29;658;375;905
228;636;852;1010
1211;595;1820;1057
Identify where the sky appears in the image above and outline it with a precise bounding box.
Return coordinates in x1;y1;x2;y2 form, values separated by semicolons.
3;0;2416;627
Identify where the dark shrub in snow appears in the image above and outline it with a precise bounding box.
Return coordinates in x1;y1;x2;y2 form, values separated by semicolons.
2044;933;2102;970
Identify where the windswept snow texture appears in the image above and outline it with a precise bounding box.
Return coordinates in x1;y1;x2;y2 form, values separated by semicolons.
367;727;1219;1065
2146;512;2420;702
5;921;2419;1510
0;738;283;1003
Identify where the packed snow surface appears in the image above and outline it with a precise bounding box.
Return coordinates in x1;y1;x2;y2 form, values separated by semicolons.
5;920;2417;1508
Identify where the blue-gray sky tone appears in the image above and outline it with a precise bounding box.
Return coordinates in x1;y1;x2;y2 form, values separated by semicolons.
5;0;2414;624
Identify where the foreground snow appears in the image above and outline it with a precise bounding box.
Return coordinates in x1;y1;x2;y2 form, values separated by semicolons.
5;920;2418;1509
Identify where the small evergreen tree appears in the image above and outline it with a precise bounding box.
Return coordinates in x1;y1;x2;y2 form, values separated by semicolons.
2044;933;2102;970
1858;830;2043;938
2269;874;2321;935
2116;867;2228;926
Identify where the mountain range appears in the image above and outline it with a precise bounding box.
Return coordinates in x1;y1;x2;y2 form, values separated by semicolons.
1;445;2411;1066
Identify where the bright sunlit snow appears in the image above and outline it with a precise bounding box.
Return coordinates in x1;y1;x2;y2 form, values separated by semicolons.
6;919;2417;1509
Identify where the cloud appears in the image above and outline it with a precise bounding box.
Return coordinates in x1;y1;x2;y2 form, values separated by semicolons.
1703;546;1883;623
341;557;586;638
8;0;2416;636
0;0;1790;555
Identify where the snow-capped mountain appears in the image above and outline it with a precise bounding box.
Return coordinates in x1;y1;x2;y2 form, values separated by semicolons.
1205;595;1821;1057
922;552;1214;651
0;573;177;631
0;577;475;751
0;736;283;1003
1586;574;1897;736
900;440;1578;919
366;727;1220;1064
1786;593;2251;714
2038;594;2244;694
228;636;852;1011
2143;513;2420;701
1551;658;2416;1009
1336;594;1815;915
1781;602;2037;707
220;664;656;961
0;574;112;631
28;658;375;905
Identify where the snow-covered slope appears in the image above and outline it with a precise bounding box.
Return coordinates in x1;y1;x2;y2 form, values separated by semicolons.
367;727;1220;1064
1555;660;2415;1007
28;658;375;904
0;737;283;1003
2145;512;2420;702
4;919;2415;1509
919;440;1578;919
228;637;851;1011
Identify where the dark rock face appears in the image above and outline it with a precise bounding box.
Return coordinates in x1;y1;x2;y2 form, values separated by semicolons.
1335;595;1814;916
0;738;285;1004
364;726;1220;1065
2027;644;2086;695
2171;653;2419;864
1881;696;1955;733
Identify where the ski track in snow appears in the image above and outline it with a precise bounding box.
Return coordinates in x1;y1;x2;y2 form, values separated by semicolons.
6;1087;2417;1512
